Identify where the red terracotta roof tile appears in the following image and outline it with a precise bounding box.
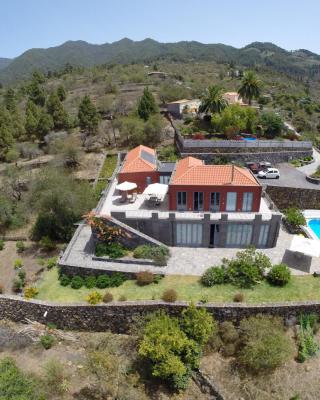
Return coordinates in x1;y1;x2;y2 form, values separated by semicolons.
171;157;259;186
120;145;157;173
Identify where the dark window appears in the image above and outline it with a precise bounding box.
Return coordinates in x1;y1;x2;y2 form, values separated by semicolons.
193;192;203;211
177;192;187;210
210;192;220;212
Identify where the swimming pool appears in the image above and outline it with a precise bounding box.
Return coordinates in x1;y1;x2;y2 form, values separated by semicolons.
243;137;257;141
308;219;320;239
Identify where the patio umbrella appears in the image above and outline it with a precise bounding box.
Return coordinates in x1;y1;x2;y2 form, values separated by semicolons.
116;181;137;191
289;235;320;258
143;183;168;200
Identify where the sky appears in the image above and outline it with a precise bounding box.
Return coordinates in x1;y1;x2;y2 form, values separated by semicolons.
1;0;320;58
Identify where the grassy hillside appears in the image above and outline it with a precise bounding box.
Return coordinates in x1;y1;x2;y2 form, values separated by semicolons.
1;38;320;84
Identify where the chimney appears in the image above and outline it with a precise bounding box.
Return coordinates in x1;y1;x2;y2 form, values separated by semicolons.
231;163;235;183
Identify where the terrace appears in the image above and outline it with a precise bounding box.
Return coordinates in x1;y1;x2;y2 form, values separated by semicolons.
99;174;274;222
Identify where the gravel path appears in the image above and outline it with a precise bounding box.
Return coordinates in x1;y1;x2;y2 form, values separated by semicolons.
297;148;320;176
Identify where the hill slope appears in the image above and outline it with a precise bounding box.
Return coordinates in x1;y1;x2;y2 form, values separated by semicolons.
0;57;12;71
1;39;320;84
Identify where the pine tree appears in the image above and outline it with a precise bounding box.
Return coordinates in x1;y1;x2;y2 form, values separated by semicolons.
25;100;40;137
47;92;68;130
137;87;158;120
56;85;67;101
78;95;100;134
0;105;15;159
4;89;17;113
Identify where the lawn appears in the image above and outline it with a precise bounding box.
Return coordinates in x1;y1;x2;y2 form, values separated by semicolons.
95;154;117;195
36;268;320;304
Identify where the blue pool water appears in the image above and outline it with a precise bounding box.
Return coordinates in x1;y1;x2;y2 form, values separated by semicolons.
308;219;320;239
243;137;257;141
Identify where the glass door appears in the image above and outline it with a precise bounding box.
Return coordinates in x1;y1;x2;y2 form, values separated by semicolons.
193;192;203;211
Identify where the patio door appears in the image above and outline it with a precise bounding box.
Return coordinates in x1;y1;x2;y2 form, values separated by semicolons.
193;192;203;211
176;223;203;246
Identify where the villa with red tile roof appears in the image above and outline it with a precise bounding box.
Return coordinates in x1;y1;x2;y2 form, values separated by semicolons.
107;145;281;248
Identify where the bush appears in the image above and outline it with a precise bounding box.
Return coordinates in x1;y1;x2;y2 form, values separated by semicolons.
12;279;23;293
0;240;4;250
136;271;154;286
201;266;227;286
219;321;239;344
226;247;271;288
133;245;170;264
40;334;55;349
86;291;103;305
297;314;319;362
16;241;26;253
119;295;127;301
238;315;294;373
267;264;291;286
0;284;3;294
153;274;163;284
95;242;128;258
43;359;70;395
14;259;23;269
108;272;126;287
70;275;84;289
24;287;39;299
96;274;110;289
39;236;57;251
233;292;245;302
85;275;97;289
103;292;113;303
284;207;306;227
180;303;216;345
162;289;178;303
59;274;71;286
46;257;57;269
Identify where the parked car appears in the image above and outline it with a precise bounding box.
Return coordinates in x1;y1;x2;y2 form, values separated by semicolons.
245;161;271;174
258;168;280;179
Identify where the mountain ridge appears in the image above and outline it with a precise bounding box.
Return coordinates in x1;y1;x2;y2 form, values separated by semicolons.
1;38;320;85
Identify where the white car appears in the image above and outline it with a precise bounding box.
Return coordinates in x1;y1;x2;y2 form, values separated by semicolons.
258;168;280;179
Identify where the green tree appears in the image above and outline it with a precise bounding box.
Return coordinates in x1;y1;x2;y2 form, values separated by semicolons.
78;95;101;134
29;168;95;241
4;88;17;113
24;100;40;138
198;85;227;115
116;115;144;146
259;111;283;137
27;80;46;106
47;92;68;130
37;110;54;139
143;114;164;145
137;87;158;120
0;105;15;159
56;84;67;101
180;304;215;345
238;71;262;105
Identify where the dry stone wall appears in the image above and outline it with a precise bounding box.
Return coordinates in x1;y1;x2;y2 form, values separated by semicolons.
266;185;320;209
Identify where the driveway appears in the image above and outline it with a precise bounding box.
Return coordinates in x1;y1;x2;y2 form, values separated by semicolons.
256;163;320;190
297;148;320;176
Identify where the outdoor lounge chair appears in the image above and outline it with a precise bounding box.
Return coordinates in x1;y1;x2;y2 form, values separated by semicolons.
129;192;137;203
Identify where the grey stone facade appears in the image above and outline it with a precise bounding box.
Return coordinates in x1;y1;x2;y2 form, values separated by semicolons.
2;295;320;332
110;211;281;249
266;185;320;209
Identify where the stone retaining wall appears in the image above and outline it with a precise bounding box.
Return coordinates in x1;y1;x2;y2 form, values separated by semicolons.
2;295;320;332
266;185;320;209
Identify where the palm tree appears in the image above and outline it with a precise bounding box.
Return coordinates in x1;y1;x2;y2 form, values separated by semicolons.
238;71;261;105
198;85;227;115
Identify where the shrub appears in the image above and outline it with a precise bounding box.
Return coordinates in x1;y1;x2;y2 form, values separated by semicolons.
59;274;71;286
180;304;216;345
119;295;127;301
96;274;110;289
86;291;103;305
219;321;239;344
233;293;245;302
238;315;294;373
12;279;23;293
85;275;97;289
14;259;23;269
103;292;113;303
226;247;271;288
0;240;4;250
39;235;57;251
133;245;170;264
297;314;319;362
24;287;39;299
46;257;57;269
70;275;84;289
136;271;154;286
0;284;3;294
201;266;227;286
153;274;163;284
16;241;26;253
40;334;55;349
267;264;291;286
138;312;199;390
95;242;128;258
284;207;306;227
108;272;126;287
43;359;70;395
162;289;178;303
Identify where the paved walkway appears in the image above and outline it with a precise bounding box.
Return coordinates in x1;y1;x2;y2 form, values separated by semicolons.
60;224;320;276
297;148;320;176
